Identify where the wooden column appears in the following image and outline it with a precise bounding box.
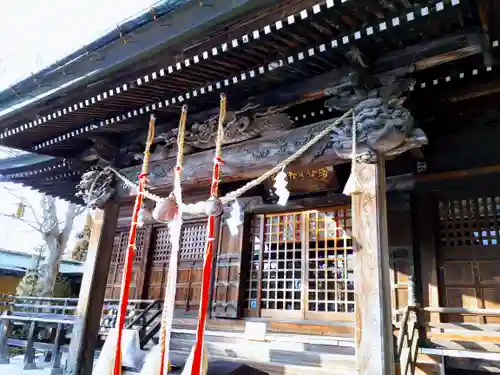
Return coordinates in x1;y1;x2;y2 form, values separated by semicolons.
65;198;120;375
413;192;441;325
352;157;394;375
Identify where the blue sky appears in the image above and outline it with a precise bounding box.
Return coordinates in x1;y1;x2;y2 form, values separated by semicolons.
0;0;160;253
0;0;161;91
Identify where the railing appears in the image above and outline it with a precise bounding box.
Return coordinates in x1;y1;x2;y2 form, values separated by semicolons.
0;295;163;372
422;307;500;359
395;305;500;374
124;299;163;348
395;306;422;375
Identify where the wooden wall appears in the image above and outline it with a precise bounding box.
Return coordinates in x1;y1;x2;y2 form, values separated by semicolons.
414;184;500;324
105;203;244;318
387;193;415;322
107;189;417;322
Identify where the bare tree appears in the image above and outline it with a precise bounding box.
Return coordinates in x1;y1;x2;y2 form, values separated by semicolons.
0;184;85;296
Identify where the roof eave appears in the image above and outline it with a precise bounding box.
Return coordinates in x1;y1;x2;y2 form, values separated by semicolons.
0;0;278;125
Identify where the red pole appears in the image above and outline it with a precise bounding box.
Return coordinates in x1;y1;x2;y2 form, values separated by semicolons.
113;115;155;375
191;164;221;375
113;177;145;375
191;94;226;375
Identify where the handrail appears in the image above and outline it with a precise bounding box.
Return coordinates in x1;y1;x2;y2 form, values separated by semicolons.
0;295;157;304
396;305;421;375
396;306;411;358
423;307;500;316
1;315;75;325
126;300;160;328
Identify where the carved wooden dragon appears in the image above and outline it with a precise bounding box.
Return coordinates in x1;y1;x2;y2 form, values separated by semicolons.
147;103;294;160
324;69;424;161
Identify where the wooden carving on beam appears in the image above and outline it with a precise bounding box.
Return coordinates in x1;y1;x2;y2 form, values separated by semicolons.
78;136;144;168
143;103;294;161
75;168;116;209
320;66;423;162
324;68;415;112
327;97;424;162
117;109;427;196
117;69;425;195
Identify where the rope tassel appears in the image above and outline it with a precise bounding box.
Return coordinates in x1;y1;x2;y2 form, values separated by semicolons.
343;112;362;196
183;93;227;375
92;114;155;375
139;105;188;375
161;104;187;375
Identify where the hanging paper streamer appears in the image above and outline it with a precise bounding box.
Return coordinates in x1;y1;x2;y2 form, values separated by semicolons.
227;200;242;236
273;170;290;206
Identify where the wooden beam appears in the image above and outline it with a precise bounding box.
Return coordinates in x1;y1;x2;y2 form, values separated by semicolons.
417;164;500;182
65;198;120;375
118;119;347;197
413;45;482;71
118;119;424;198
372;33;481;73
351;158;394;375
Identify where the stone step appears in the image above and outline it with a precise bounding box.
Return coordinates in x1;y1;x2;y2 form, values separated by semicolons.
137;330;355;374
167;332;355;370
123;350;355;375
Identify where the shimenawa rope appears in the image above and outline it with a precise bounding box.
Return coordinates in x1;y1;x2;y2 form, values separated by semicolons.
90;107;353;213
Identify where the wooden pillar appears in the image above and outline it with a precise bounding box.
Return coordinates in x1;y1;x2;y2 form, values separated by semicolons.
65;199;120;375
352;157;394;375
413;192;441;325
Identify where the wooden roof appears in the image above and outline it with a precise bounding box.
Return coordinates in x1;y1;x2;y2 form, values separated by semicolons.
0;0;499;201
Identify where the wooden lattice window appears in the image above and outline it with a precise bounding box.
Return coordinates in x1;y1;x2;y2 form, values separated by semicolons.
111;232;127;264
135;230;146;263
180;224;207;260
106;229;146;299
147;227;171;299
152;227;171;262
245;207;354;321
145;221;208;313
439;196;500;248
438;195;500;323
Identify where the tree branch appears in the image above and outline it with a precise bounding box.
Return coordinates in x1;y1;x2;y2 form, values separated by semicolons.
1;186;41;225
0;212;42;232
74;205;86;216
40;195;60;235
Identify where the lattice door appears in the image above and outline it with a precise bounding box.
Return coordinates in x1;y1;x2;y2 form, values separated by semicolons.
175;223;207;313
212;215;245;318
105;229;146;299
145;221;208;313
438;195;500;323
244;207;355;321
305;208;354;321
259;212;304;320
146;227;172;299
